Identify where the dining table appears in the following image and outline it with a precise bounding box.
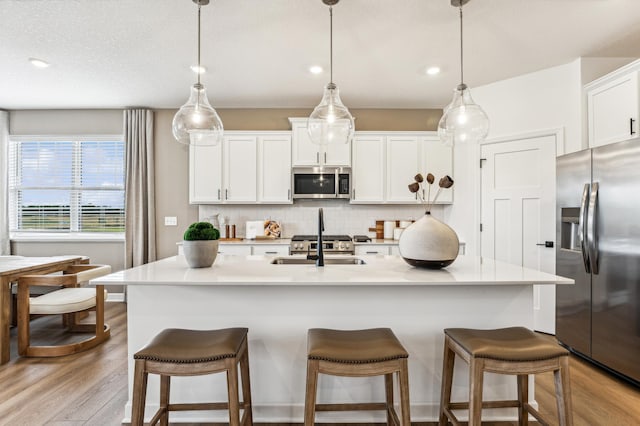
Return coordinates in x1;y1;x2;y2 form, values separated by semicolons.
0;255;85;364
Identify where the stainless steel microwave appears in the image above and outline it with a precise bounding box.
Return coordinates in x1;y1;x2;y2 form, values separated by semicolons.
292;167;351;199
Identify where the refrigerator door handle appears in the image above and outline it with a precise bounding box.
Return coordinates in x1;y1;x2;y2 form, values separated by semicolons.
587;182;599;275
579;183;591;273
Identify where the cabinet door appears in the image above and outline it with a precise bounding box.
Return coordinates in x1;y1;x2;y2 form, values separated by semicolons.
386;136;420;203
588;70;640;147
351;135;385;203
258;134;292;203
421;135;454;203
291;121;320;166
355;245;390;255
224;135;257;203
189;143;222;203
324;141;351;166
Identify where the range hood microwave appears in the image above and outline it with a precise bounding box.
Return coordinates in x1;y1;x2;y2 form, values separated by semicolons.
292;167;351;199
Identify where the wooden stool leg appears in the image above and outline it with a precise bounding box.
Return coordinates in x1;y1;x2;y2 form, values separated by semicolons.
239;345;253;426
384;373;394;425
227;358;241;426
468;358;484;426
131;359;148;426
17;281;31;356
304;359;320;426
555;356;574;426
439;339;456;426
517;374;529;425
398;358;411;426
159;375;170;426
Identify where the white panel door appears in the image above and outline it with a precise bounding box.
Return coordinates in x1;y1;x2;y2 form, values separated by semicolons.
258;134;292;203
351;135;385;202
386;136;420;203
480;133;556;333
224;135;257;203
189;143;222;204
324;140;351;166
291;121;320;166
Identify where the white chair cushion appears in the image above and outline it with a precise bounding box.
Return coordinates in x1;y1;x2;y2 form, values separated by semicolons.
30;288;108;315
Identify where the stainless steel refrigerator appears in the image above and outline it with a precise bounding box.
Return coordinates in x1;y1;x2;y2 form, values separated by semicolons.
556;138;640;384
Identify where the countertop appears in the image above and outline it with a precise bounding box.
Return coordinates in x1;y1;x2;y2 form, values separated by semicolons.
92;254;573;287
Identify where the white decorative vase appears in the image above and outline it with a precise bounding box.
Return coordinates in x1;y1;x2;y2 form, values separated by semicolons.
398;213;459;269
183;240;219;268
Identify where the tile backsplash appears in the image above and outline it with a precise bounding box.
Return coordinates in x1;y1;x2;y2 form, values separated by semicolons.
199;201;445;238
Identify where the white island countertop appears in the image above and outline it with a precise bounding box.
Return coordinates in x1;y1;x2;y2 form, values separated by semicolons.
93;254;573;287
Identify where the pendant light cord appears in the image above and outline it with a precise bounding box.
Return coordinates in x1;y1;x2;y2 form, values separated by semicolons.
197;3;202;87
459;4;464;86
329;5;334;85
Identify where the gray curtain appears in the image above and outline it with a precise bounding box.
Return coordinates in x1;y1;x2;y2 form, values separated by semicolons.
0;111;9;255
124;109;156;268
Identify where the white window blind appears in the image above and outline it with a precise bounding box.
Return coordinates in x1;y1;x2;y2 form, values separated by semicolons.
8;136;125;233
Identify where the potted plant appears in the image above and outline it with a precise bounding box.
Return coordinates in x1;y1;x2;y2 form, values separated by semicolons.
183;221;220;268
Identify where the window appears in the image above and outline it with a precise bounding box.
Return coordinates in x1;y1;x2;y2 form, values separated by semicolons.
8;136;125;233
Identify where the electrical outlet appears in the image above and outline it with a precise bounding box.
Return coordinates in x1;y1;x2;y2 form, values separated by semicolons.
164;216;177;226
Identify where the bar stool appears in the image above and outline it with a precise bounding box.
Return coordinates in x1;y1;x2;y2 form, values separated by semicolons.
439;327;573;426
131;327;252;426
304;328;411;426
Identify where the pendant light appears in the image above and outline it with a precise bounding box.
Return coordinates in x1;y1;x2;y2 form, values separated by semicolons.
307;0;354;145
172;0;223;146
438;0;489;146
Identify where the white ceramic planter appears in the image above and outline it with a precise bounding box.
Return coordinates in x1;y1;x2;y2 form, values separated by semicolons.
182;240;219;268
398;213;459;269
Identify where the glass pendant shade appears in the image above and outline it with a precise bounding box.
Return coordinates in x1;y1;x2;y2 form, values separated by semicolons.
308;83;354;145
438;84;489;147
172;83;223;146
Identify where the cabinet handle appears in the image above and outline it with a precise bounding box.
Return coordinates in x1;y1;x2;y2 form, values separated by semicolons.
265;251;278;254
225;189;229;199
288;189;291;200
316;152;319;163
366;251;380;254
631;118;636;136
352;188;356;199
324;152;327;163
217;189;221;200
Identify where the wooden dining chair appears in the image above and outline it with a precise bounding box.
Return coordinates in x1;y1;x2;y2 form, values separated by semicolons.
16;264;112;357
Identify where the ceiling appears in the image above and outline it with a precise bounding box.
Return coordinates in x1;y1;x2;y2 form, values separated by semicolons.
2;0;640;110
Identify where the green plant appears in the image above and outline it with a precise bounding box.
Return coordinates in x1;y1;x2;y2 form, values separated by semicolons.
183;221;220;241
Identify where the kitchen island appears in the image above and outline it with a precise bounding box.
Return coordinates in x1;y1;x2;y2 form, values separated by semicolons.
93;254;572;424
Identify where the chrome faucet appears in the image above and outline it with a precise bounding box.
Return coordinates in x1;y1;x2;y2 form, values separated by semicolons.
306;208;325;267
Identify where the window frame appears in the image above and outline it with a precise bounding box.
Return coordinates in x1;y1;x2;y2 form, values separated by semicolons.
8;134;126;237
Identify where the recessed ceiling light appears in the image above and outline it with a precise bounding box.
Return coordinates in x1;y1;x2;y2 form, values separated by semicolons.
29;58;50;68
190;65;207;74
309;65;323;74
426;66;441;76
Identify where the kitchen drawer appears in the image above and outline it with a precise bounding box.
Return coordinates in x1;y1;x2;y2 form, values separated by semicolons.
355;245;394;255
252;245;289;256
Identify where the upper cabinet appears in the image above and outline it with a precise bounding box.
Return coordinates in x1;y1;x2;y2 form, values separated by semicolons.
351;132;453;204
586;65;640;148
289;118;351;167
189;131;292;204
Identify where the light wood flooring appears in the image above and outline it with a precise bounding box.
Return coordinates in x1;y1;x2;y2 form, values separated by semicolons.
1;302;639;425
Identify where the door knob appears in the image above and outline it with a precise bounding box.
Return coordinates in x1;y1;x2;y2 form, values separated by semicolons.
536;241;554;248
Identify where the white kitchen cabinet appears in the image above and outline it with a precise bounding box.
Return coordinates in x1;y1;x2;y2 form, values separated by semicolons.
224;135;257;203
189;143;223;203
351;135;385;202
355;244;392;255
350;131;453;205
190;131;293;204
586;69;640;147
217;244;252;256
289;118;351;167
421;135;454;203
251;244;289;256
387;136;421;202
257;133;292;203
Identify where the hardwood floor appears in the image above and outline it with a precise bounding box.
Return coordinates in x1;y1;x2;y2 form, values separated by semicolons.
0;302;639;425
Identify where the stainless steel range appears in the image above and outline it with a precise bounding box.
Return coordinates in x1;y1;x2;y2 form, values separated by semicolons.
289;235;354;255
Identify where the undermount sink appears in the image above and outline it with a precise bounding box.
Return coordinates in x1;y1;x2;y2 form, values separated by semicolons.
270;257;367;265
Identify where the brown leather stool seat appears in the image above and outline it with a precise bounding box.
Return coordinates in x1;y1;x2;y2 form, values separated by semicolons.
304;328;411;426
131;328;252;426
439;327;573;426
